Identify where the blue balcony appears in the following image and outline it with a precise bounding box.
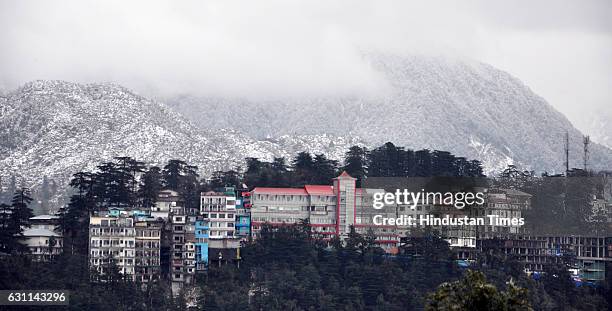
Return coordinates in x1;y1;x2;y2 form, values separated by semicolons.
195;243;208;264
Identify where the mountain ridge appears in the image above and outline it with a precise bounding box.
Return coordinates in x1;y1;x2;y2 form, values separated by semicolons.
0;80;363;210
166;54;612;174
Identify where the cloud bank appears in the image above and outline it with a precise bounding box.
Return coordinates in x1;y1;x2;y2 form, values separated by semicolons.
0;0;610;125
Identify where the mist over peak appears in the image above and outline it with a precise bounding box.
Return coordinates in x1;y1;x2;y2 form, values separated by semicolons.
166;53;612;174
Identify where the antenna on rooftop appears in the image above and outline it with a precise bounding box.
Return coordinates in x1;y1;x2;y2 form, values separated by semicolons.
583;135;590;171
564;131;570;175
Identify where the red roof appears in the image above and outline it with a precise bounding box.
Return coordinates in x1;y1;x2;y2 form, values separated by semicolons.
335;171;354;179
304;185;334;195
251;187;308;195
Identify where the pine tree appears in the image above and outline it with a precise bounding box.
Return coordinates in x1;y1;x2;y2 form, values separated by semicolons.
50;179;58;197
415;149;432;177
426;270;532;310
431;150;455;177
138;166;162;208
367;142;409;177
162;159;189;190
342;146;368;186
41;175;50;214
271;157;289;187
4;188;35;253
7;175;16;202
125;157;147;205
209;168;241;189
0;203;14;252
0;175;3;203
180;165;200;214
11;188;34;226
313;154;339;185
292;152;315;185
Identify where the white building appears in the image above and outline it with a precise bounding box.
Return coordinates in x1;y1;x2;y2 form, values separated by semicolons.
200;191;237;240
89;215;136;280
22;214;62;260
153;190;182;220
22;227;62;261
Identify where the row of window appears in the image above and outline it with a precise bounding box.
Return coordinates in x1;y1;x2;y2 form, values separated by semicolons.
90;239;135;247
90;249;135;257
202;213;235;219
209;231;234;237
90;228;135;236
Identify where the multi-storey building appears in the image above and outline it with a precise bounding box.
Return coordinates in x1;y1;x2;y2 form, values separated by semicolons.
250;172;400;252
134;218;163;283
480;235;612;282
235;190;251;239
29;214;61;230
572;236;612;282
480;188;532;237
423;188;531;259
194;216;209;271
170;211;196;293
22;214;63;261
200;189;237;238
153;190;182;220
89;215;136;280
200;189;241;265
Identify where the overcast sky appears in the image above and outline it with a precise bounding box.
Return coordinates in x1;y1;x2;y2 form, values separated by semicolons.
0;0;610;130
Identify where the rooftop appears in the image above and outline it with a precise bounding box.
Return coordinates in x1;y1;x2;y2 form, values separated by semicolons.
252;187;308;195
23;228;60;237
30;215;60;220
304;185;334;195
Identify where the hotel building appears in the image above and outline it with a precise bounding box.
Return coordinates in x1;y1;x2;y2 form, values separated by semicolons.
250;172;400;252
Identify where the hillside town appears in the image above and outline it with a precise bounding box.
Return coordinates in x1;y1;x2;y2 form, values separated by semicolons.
16;170;612;297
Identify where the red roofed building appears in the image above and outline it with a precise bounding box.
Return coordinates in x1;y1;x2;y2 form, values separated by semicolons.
250;172;399;252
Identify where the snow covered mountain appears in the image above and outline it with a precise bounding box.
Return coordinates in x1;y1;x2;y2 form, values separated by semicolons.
575;111;612;150
167;54;612;174
0;80;362;208
1;55;610;211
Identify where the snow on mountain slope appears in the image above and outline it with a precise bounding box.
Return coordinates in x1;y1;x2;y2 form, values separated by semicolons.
0;80;363;209
575;111;612;150
167;54;612;174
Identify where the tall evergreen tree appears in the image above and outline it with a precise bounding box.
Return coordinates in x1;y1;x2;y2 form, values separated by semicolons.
40;175;50;214
368;142;405;177
292;152;315;185
426;270;532;310
2;188;35;253
138;166;162;208
0;203;14;253
342;146;368;186
11;188;34;226
414;149;432;177
313;154;339;185
271;157;289;187
162;159;189;190
7;175;16;202
179;165;200;213
209;170;241;189
431;150;455;177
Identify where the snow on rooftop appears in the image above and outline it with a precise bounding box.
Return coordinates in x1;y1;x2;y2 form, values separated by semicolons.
30;215;60;220
22;228;60;237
